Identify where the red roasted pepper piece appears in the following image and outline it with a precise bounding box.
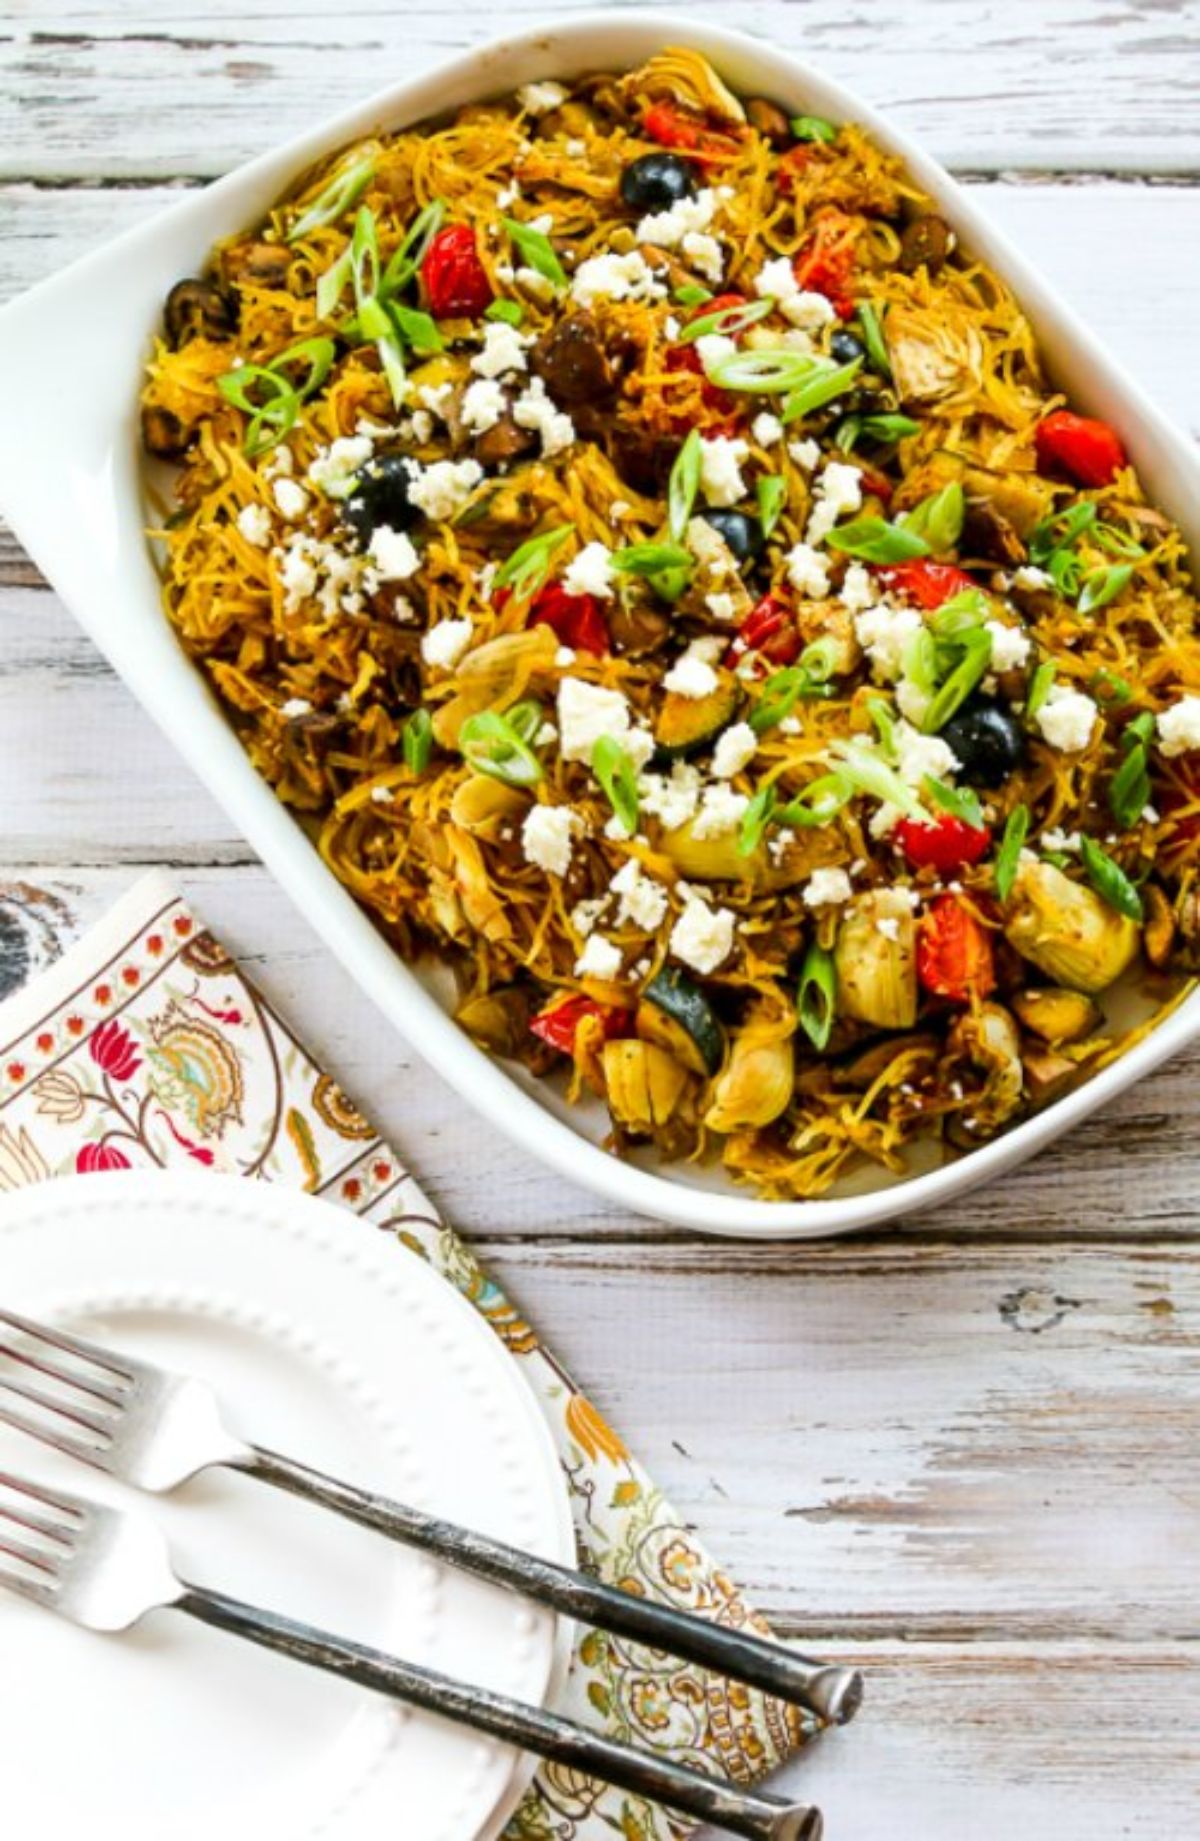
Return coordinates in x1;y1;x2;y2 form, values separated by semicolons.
877;560;979;609
663;292;748;429
917;894;996;1002
726;593;803;668
896;812;992;875
528;580;610;655
1035;410;1126;488
530;994;633;1055
642;102;741;166
794;210;859;319
422;224;493;319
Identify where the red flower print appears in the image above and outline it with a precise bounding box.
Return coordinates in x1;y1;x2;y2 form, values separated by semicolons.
36;1032;53;1054
66;1015;85;1037
121;967;140;988
94;983;112;1006
76;1142;131;1174
173;916;193;938
146;934;164;956
156;1110;215;1166
90;1019;142;1082
6;1062;26;1084
342;1178;362;1202
373;1161;392;1183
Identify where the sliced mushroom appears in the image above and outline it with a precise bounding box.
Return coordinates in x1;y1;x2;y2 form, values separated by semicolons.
898;214;952;275
533;312;616;406
947;1002;1025;1133
1142;884;1176;970
141;404;190;460
164;277;237;349
225;240;293;288
746;97;792;148
474;414;539;470
962;498;1027;566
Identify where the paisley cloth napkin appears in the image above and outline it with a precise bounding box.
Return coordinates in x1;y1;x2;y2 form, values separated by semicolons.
0;870;812;1836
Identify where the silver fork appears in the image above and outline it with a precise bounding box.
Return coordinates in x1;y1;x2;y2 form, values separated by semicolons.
0;1306;862;1726
0;1467;824;1841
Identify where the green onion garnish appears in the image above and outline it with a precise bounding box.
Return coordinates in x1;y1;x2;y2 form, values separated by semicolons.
611;542;694;603
781;357;862;424
923;777;985;830
790;115;837;144
493;525;576;598
287;148;378;243
1078;562;1135;614
1109;712;1155;829
1091;669;1133;705
866;694;900;762
316;246;354;319
506;699;545;745
390;301;442;355
994;804;1029;902
1026;660;1056;718
1079;835;1143;920
591;735;639;835
705;349;829;395
459;710;544;788
749;658;835;735
800;636;840;684
797;940;837;1051
738;783;778;856
902;624;939;695
502;215;567;291
381;198;447;294
929;589;988;638
673;283;713;307
667;430;704;544
855;301;891;379
757;475;788;537
217;336;336;456
829;740;925;819
854;412;919;448
678;297;776;344
777;771;855;828
485;299;525;326
901;481;965;555
921;629;993;734
1030;500;1097;564
402;708;433;774
1092;524;1146;560
825;516;930;564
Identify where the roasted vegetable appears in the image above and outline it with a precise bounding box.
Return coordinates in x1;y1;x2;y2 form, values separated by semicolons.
834;891;919;1029
602;1038;690;1131
654;674;741;759
456;986;538;1059
947;1002;1025;1133
1004;858;1140;994
1012;986;1103;1045
703;1003;795;1131
638;967;725;1074
449;776;529;839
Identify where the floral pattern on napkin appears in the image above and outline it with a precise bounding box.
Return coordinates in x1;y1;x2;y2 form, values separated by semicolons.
0;871;813;1838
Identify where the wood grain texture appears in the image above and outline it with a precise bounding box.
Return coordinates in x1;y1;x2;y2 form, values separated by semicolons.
3;0;1200;178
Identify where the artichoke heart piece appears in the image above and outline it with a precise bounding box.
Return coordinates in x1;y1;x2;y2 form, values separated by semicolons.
1012;986;1103;1046
1004;858;1140;995
704;1004;796;1132
602;1039;691;1133
834;889;918;1030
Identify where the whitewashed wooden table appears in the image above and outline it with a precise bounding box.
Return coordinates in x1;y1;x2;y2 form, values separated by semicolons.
2;3;1199;1834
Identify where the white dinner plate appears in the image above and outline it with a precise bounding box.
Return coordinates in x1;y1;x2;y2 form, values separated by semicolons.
0;1171;574;1841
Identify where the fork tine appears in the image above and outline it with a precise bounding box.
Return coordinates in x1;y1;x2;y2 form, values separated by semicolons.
0;1395;112;1470
0;1558;58;1607
0;1309;136;1384
0;1468;90;1518
0;1334;128;1409
0;1528;62;1573
0;1373;115;1440
0;1490;75;1544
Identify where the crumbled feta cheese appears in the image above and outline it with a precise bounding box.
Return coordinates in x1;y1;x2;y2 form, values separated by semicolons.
558;678;635;763
686;515;736;578
570;897;608;937
280;698;312;719
706;591;738;623
521;804;582;876
663;654;720;699
638;761;703;831
785;541;831;600
698;435;749;509
278;540;319;611
682;232;724;283
985;620;1032;672
636;188;717;249
272;477;308;521
626;723;657;767
854;603;924;683
563;541;615;599
460;377;507;433
516;265;557;302
691;783;749;839
1157;696;1200;757
518;80;568;115
894;720;959;786
711;721;757;779
370;785;394;804
838;562;875;612
611;499;632;518
236;503;272;547
406;410;434;444
1041;827;1082;855
495;181;521;210
611;859;669;931
803;867;853;909
575;933;623;981
407;458;484;521
1013;564;1054;592
670;895;736;974
694;332;738;373
752;412;784;447
788;438;821;471
1035;684;1099;753
512;377;575;457
571;250;666;308
555;646;576;668
418;382;454;419
421;617;474;672
807;462;863;544
753;257;837;331
367;525;421;581
472;320;531;379
307;435;373;498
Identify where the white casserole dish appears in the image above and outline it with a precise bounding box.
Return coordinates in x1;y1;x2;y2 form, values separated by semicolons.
0;12;1196;1238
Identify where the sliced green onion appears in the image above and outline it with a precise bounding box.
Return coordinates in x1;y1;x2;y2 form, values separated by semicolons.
994;804;1029;902
1109;740;1151;830
777;771;854;828
678;296;776;344
1125;710;1156;748
1091;668;1133;705
923;776;985;830
738;783;777;857
1080;835;1143;920
828;740;925;819
1025;660;1056;718
862;411;918;443
791;114;837;144
485;299;525;326
797;940;837;1051
749;665;829;735
866;694;900;763
757;474;788;537
705;349;827;395
1093;523;1146;560
350;206;382;311
287;148;378;243
834;415;863;454
591;735;639;835
1078;562;1135;614
612;542;694;603
506;700;544;745
855;301;891;379
825;516;930;564
218;336;336;456
800;636;840;684
928;591;988;641
389;301;442;354
375;332;408;410
493;524;575;598
502;215;567;291
381;198;447;295
1030;500;1097;565
902;624;939;695
921;629;993;733
673;283;713;307
901;481;965;554
402;708;433;774
781;357;862;424
316;246;354;320
667;429;704;543
459;710;544;788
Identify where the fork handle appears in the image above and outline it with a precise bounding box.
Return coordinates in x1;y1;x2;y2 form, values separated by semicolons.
176;1583;821;1841
237;1444;860;1728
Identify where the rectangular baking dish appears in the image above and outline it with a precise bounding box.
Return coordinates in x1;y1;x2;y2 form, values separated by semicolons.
1;11;1196;1237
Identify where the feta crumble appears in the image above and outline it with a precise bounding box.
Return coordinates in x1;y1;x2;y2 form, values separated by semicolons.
563;541;615;599
807;462;863;545
752;411;784;448
663;654;720;699
420;618;474;672
698;435;750;509
611;859;669;931
236;503;272;547
1035;684;1099;753
669;896;736;975
985;620;1032;672
1157;696;1200;757
521;804;582;876
517;80;568;115
272;477;309;521
636;188;717;249
367;525;421;581
691;783;749;839
711;721;758;779
407;458;484;521
854;602;924;683
512;377;575;457
803;867;853;909
471;320;531;379
571;251;666;308
307;435;373;498
637;761;703;831
558;679;635;763
785;541;831;600
279;698;312;720
575;933;623;981
460;377;507;433
753;256;837;331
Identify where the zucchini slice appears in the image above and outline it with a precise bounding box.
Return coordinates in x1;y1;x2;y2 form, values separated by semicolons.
653;674;741;760
638;966;725;1075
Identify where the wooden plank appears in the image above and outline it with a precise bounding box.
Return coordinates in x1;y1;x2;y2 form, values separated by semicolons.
2;1;1199;180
